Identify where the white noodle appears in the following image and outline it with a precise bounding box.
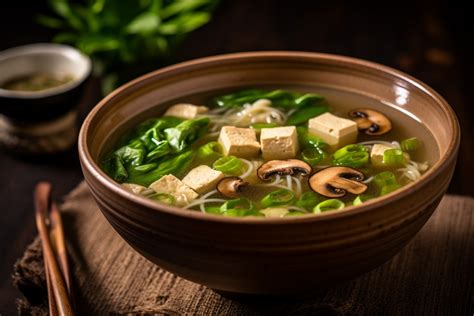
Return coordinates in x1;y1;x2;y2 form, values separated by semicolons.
357;141;395;147
185;198;226;210
287;206;308;213
286;175;293;191
239;159;254;179
292;176;302;198
363;176;374;184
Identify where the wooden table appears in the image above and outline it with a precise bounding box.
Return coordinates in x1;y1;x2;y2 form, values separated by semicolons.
1;1;473;313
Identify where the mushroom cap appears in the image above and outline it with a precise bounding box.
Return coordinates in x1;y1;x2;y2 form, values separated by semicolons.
349;108;392;135
216;176;249;198
309;166;368;198
257;159;312;181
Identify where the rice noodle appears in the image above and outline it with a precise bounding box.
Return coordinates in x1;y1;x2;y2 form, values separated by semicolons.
292;176;302;197
398;160;428;182
357;140;395;147
287;206;308;213
363;176;374;184
185;198;226;211
239;158;254;179
286;175;293;191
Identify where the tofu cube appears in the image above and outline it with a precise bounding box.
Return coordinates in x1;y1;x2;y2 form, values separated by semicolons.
182;165;224;194
121;183;148;195
149;174;198;206
260;126;299;160
218;126;260;157
164;103;209;119
370;143;409;168
308;113;358;148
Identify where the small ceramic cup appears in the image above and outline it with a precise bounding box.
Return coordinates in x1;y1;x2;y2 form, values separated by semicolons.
0;43;91;154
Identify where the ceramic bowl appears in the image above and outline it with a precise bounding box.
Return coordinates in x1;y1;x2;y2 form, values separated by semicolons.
78;52;459;295
0;43;91;122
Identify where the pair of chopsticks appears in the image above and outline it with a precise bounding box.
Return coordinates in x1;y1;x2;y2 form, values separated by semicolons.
35;182;74;316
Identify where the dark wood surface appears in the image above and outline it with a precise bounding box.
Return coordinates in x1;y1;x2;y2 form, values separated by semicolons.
1;0;473;313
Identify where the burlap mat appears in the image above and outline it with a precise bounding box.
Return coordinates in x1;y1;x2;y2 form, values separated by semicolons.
12;182;474;315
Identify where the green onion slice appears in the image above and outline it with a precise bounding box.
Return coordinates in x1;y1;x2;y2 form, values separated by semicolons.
213;156;243;175
261;189;296;208
220;198;254;216
149;193;175;205
373;171;398;190
401;137;422;152
333;144;367;160
353;194;372;206
301;148;325;166
197;142;223;163
295;191;320;210
380;184;401;196
382;148;407;167
313;199;345;213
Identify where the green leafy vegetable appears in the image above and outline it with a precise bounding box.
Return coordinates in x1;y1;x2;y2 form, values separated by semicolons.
164;117;210;152
286;104;329;125
212;89;324;109
127;150;195;186
261;189;295;208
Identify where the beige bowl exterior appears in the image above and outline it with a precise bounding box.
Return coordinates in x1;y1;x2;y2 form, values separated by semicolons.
79;52;459;294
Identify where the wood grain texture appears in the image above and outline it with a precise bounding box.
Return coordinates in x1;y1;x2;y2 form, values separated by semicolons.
13;182;474;315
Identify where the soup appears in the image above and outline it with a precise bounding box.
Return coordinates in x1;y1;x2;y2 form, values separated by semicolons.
102;88;435;218
1;73;73;91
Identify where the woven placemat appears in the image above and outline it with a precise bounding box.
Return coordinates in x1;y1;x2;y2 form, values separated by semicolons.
12;182;474;315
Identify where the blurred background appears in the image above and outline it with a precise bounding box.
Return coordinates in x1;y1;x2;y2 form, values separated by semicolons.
1;0;472;311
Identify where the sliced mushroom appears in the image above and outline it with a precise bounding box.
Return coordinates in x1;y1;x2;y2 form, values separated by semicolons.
349;109;392;135
309;166;367;198
257;159;312;181
217;176;249;198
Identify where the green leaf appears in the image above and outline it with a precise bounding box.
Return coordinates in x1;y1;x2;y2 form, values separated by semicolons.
125;11;161;34
48;0;84;30
159;12;210;35
36;15;65;29
77;35;121;55
160;0;213;19
164;117;210;152
53;32;80;44
286;104;328;125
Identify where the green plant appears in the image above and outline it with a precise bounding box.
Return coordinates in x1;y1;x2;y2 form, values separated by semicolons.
38;0;219;92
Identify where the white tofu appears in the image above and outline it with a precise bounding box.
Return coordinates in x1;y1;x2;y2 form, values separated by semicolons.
149;174;198;206
370;144;394;168
164;103;209;119
182;165;224;194
121;183;148;194
260;126;299;160
308;112;358;148
260;207;289;218
218;126;260;158
370;143;409;168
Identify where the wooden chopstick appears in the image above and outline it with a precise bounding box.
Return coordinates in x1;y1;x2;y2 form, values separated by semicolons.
50;201;74;299
35;182;74;316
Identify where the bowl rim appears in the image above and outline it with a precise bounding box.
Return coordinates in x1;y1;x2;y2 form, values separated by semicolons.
79;51;460;224
0;43;92;99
